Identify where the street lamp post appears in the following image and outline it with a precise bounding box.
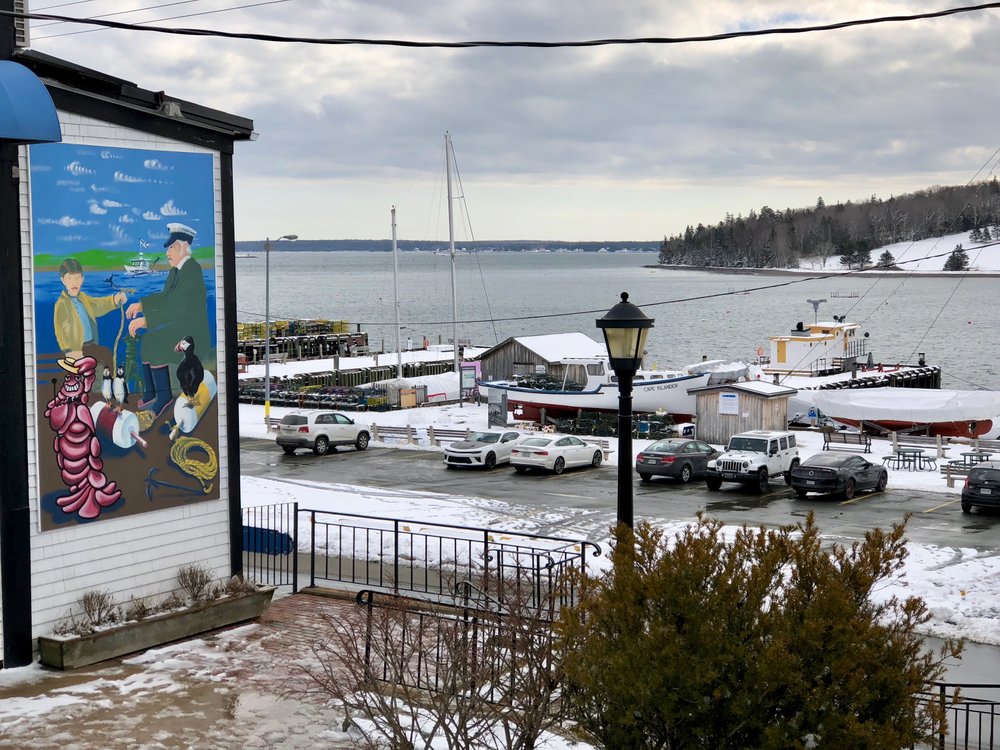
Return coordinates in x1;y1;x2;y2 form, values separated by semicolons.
596;292;654;529
264;234;298;429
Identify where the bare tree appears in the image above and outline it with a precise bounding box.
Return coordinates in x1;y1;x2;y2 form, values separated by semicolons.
293;571;567;750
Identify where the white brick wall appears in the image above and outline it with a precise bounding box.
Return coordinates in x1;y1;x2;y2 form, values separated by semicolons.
21;113;233;637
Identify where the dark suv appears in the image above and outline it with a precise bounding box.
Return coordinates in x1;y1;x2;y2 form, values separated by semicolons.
961;461;1000;513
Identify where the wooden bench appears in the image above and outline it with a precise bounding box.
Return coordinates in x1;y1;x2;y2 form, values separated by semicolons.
369;425;470;447
581;437;613;461
822;430;871;453
941;461;975;488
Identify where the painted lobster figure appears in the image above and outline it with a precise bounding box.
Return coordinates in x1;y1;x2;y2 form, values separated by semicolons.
44;356;122;520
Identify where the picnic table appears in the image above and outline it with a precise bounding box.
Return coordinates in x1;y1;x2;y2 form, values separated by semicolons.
959;451;993;467
884;447;936;471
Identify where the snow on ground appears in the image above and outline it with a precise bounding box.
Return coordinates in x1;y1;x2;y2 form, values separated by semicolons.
240;402;1000;646
797;231;1000;273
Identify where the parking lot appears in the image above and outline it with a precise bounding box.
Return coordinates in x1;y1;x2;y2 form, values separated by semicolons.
239;437;1000;550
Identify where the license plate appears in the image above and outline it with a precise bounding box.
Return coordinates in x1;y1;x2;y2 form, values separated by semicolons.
806;480;816;486
982;488;993;496
722;472;739;480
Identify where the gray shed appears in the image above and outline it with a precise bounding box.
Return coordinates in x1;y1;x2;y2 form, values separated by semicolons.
477;332;606;383
690;381;798;445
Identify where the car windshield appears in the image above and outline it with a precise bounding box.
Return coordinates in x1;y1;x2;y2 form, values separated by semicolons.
649;440;685;452
467;432;500;444
521;437;553;447
728;437;767;452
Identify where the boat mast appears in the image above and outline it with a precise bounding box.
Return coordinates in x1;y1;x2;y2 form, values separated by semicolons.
391;206;403;378
446;132;459;375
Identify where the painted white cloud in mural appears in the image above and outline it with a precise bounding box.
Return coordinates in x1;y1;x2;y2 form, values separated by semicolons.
143;210;161;221
103;199;124;208
160;199;187;216
144;159;171;171
100;150;124;160
119;214;135;224
57;179;79;187
90;183;109;193
65;161;94;177
88;200;107;215
39;216;85;227
114;171;145;184
58;234;86;242
108;223;129;245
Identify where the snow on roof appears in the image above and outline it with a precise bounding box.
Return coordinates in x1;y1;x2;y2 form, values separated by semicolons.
512;332;606;361
692;380;797;397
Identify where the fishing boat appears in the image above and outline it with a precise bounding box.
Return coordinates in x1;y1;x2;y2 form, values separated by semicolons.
235;252;257;259
808;388;1000;438
123;250;159;276
480;358;712;422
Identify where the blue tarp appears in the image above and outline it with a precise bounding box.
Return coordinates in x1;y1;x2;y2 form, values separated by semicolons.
0;61;61;145
243;525;294;556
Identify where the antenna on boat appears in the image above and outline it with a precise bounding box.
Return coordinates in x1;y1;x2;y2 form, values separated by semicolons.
806;298;827;324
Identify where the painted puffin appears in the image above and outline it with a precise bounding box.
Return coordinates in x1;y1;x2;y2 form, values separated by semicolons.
175;335;205;407
101;365;113;401
112;364;129;410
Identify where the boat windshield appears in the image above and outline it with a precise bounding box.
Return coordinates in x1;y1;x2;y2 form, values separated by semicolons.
728;437;768;452
467;432;500;444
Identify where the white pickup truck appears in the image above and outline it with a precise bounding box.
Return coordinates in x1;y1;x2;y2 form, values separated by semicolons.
705;430;800;493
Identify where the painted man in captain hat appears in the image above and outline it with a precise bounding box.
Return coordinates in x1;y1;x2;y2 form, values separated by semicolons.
125;222;211;391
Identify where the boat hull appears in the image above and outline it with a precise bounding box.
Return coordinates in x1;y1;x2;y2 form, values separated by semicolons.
483;372;712;422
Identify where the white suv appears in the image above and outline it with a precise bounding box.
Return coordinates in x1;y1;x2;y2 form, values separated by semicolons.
705;430;800;492
276;410;371;456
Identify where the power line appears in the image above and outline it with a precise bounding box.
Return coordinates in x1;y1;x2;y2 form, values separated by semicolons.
10;1;1000;47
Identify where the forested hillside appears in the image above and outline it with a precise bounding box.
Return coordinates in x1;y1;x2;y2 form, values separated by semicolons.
658;180;1000;269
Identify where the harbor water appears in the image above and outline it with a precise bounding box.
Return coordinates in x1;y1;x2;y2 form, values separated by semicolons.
236;251;1000;390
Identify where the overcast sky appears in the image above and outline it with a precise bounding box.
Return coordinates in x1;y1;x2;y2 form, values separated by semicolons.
25;1;1000;242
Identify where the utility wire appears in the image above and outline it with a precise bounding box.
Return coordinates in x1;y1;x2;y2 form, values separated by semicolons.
10;1;1000;47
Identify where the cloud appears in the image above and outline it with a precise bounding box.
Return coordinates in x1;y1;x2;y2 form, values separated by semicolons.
100;150;124;160
102;199;124;208
30;164;52;172
143;159;171;171
119;214;135;223
88;200;107;215
39;216;84;227
90;183;109;193
114;172;145;183
143;211;162;220
57;234;86;242
160;199;187;216
107;223;129;246
65;161;93;177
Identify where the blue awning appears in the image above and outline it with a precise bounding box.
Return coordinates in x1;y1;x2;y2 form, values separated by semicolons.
0;61;61;145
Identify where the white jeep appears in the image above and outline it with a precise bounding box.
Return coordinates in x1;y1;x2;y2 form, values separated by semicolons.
705;430;800;493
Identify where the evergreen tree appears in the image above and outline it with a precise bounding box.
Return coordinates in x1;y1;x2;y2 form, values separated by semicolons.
878;250;896;267
559;516;960;750
944;244;969;271
983;226;992;241
970;227;983;243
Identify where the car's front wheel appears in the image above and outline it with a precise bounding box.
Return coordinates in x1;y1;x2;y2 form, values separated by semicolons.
313;436;329;456
484;452;497;470
553;457;566;475
355;432;370;451
875;472;888;492
756;468;769;493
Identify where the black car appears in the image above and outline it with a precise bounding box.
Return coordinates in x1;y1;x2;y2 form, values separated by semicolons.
961;461;1000;513
790;453;888;500
635;439;720;484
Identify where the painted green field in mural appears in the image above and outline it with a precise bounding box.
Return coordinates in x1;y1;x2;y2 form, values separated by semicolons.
35;247;215;272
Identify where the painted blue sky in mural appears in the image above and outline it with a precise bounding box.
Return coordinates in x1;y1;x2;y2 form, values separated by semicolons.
29;144;215;254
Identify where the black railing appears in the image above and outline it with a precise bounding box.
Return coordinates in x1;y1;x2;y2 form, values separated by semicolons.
241;502;298;591
914;682;1000;749
306;508;600;611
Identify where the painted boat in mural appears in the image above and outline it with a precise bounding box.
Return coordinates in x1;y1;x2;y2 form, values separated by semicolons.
123;250;160;276
480;358;712;421
809;388;1000;438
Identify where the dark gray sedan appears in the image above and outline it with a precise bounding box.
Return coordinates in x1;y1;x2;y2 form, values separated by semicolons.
635;439;720;484
790;453;888;500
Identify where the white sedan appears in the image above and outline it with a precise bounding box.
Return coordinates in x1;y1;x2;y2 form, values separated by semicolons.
510;434;604;475
443;430;525;470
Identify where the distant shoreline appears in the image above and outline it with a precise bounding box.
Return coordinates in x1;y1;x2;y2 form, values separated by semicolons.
645;264;1000;279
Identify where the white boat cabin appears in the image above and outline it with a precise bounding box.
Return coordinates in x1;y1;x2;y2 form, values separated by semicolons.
763;320;867;376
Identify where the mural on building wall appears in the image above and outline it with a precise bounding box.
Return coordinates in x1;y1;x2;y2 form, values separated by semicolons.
29;143;220;530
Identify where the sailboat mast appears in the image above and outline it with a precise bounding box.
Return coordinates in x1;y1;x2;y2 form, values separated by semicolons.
446;132;459;375
391;206;403;379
